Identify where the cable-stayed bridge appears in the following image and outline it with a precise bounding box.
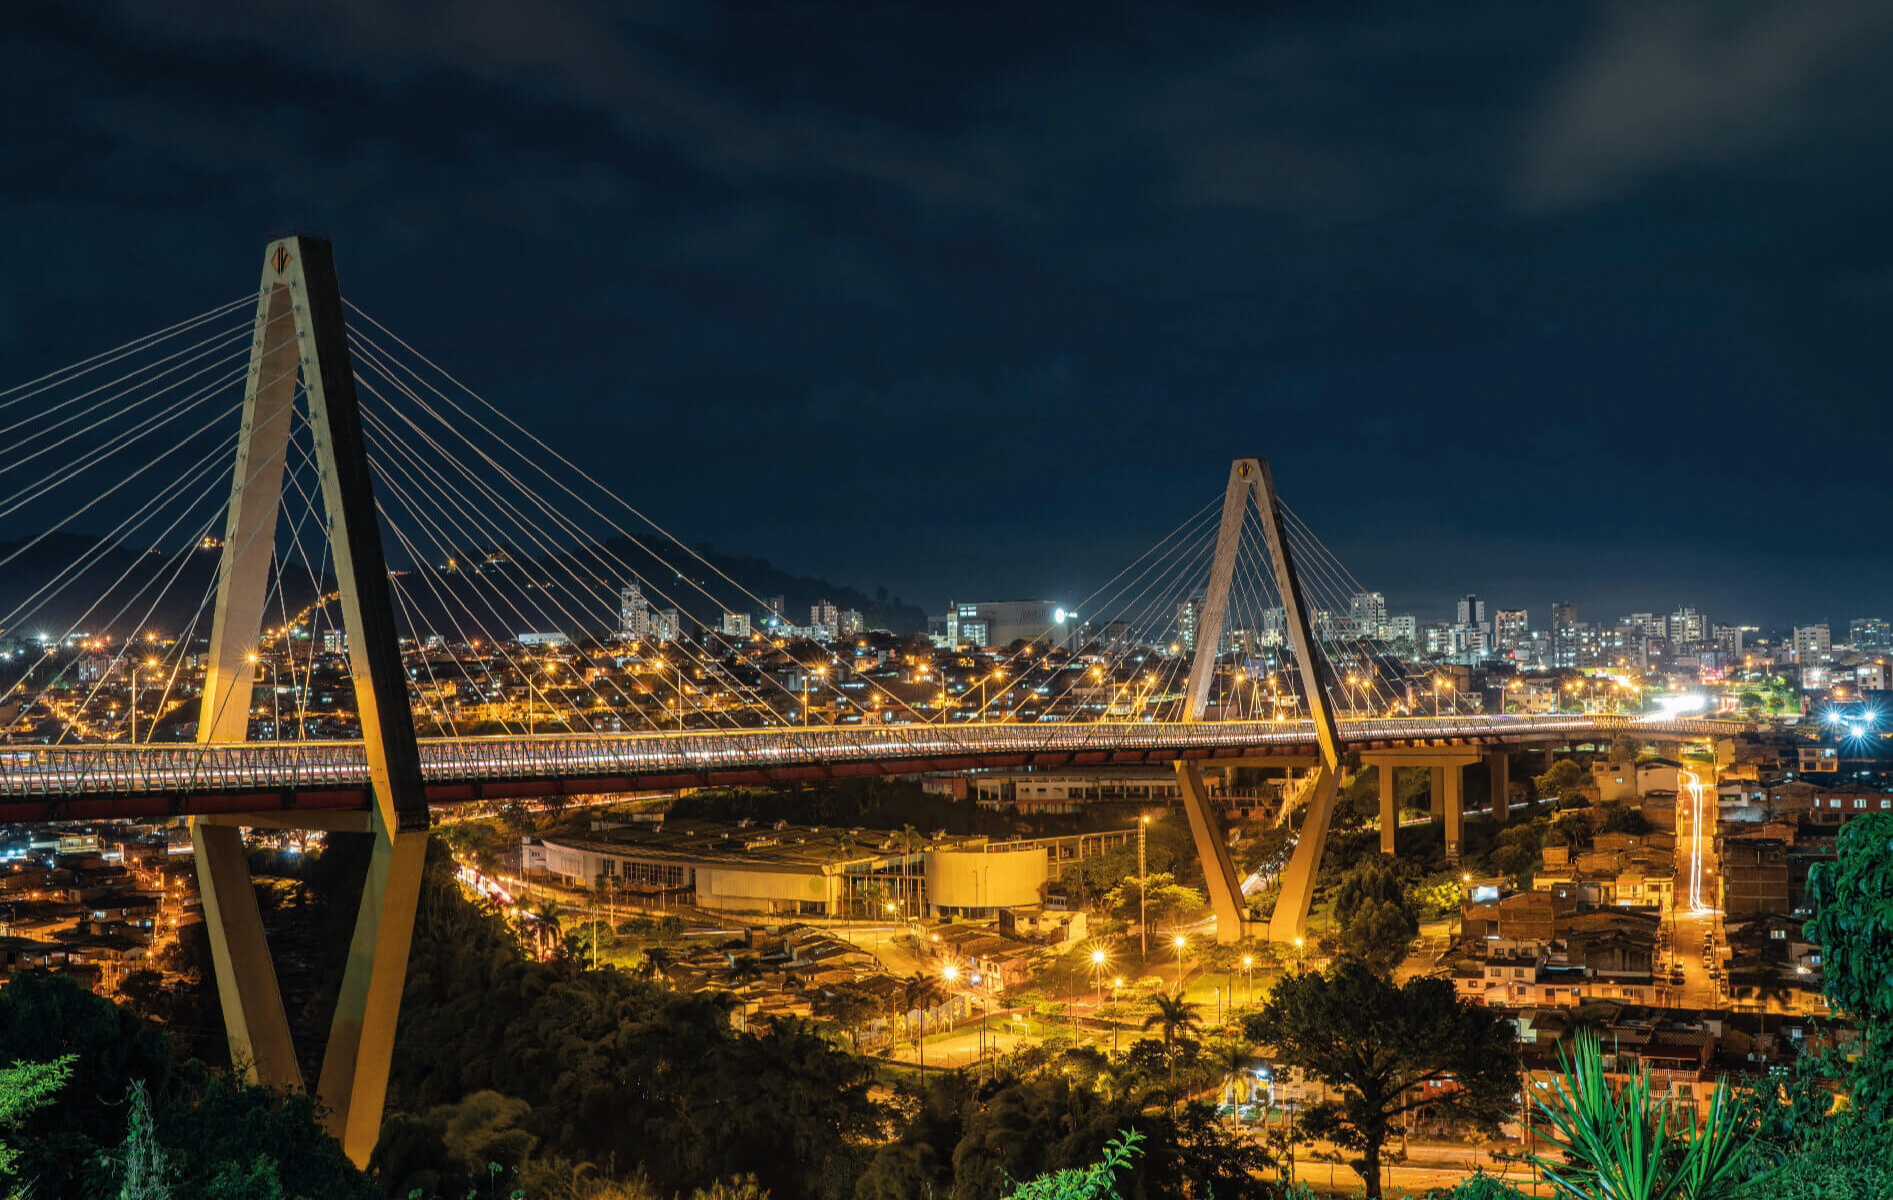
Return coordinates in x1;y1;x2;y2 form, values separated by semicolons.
0;712;1742;820
0;237;1752;1162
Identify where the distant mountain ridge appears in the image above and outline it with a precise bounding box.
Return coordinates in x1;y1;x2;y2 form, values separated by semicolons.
0;530;927;642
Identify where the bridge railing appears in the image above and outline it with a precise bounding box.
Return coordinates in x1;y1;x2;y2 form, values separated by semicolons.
0;713;1754;800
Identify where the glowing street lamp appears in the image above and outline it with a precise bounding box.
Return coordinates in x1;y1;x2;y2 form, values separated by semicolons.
129;656;159;743
245;650;279;738
1173;933;1189;990
1089;944;1110;1003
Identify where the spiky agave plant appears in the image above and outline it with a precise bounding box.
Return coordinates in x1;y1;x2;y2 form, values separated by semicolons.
1532;1030;1762;1200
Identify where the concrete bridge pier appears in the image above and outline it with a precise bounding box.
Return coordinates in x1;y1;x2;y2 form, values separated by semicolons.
1378;766;1399;855
1362;747;1483;862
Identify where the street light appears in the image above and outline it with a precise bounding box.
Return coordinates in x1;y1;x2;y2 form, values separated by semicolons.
1240;953;1255;1005
529;660;559;736
804;664;827;727
245;651;278;739
1173;933;1188;991
1090;945;1109;1004
1137;815;1150;960
130;656;158;743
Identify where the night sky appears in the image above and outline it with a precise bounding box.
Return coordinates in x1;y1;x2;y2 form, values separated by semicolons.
5;2;1892;630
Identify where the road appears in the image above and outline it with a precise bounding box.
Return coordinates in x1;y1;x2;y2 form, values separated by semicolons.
1278;1150;1553;1196
1671;764;1724;1008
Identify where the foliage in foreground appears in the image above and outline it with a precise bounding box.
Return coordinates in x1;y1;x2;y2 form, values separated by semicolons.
1002;1129;1144;1200
0;972;373;1200
1531;1031;1758;1200
1806;812;1893;1123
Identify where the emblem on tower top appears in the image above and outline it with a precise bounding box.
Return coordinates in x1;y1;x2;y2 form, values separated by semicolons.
271;244;294;275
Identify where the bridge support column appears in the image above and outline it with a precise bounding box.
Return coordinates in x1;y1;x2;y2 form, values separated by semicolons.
1487;752;1511;824
1268;765;1338;944
1429;767;1446;818
1379;766;1398;856
192;821;302;1090
1175;762;1247;945
319;821;428;1164
1443;765;1464;864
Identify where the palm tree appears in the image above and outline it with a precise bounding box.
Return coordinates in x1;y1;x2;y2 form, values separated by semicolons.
725;955;766;1024
895;825;926;919
901;971;947;1083
1203;1035;1257;1115
639;945;674;985
526;901;562;960
1143;992;1203;1110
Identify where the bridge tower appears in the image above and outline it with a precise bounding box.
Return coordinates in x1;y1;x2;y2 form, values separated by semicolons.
191;236;428;1167
1177;458;1342;944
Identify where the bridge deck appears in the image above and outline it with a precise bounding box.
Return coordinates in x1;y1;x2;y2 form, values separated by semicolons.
0;715;1751;822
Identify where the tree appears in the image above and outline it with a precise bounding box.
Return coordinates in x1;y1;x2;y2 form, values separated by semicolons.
812;985;879;1054
1599;803;1652;835
637;945;675;984
1490;825;1544;889
1331;859;1419;976
1535;759;1589;805
1806;812;1893;1122
1142;993;1202;1110
0;1054;71;1189
1550;809;1593;850
1244;959;1520;1198
0;973;372;1200
901;972;947;1084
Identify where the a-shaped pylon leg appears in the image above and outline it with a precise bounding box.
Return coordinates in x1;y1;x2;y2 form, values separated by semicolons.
1267;764;1339;944
1176;761;1248;944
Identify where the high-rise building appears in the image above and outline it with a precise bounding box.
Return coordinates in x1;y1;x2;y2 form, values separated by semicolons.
1626;613;1668;641
1455;595;1486;627
649;608;680;645
620;584;651;642
1551;601;1578;668
1177;597;1201;652
1349;591;1387;636
1713;625;1748;659
1493;609;1529;654
1793;624;1832;662
1669;606;1708;647
1849;617;1890;649
719;611;751;638
944;600;1068;649
810;599;841;642
839;609;866;639
1262;606;1287;646
1379;614;1417;643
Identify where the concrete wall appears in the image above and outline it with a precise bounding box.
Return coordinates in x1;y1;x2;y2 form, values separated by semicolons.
925;847;1047;913
695;865;835;914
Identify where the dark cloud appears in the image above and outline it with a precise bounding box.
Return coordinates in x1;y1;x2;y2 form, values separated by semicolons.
2;1;1891;629
1520;1;1893;207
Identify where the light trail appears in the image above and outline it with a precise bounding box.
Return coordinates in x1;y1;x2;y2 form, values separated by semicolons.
1681;767;1709;914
